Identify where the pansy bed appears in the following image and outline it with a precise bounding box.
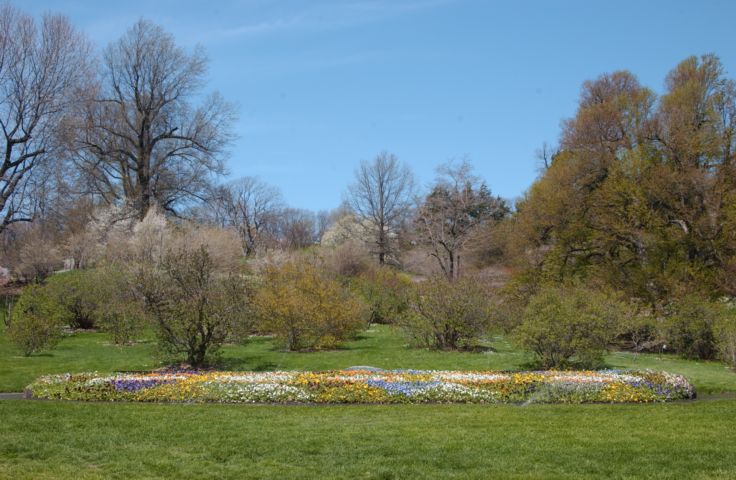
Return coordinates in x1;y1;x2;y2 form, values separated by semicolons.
26;369;695;404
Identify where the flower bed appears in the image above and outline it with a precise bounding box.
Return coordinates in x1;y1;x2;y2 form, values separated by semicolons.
26;369;695;404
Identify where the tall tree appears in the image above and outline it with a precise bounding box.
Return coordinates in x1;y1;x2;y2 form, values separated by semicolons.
346;152;414;264
416;161;509;280
510;55;736;302
74;20;235;220
0;5;90;231
209;177;284;256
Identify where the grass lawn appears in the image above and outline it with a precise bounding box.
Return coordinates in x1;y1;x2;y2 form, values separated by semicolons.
2;323;735;393
2;399;736;479
2;321;736;478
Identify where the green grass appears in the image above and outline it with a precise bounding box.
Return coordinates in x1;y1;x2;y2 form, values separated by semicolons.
0;331;158;392
3;319;736;478
2;323;736;393
2;399;736;479
607;351;736;395
0;324;527;392
218;329;530;374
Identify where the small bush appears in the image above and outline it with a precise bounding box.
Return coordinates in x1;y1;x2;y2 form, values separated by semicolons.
1;295;14;328
44;270;100;329
92;267;147;345
399;276;492;350
514;286;628;369
11;225;63;282
715;312;736;369
322;240;371;277
252;260;368;351
662;296;719;360
7;285;63;356
669;297;736;366
136;246;248;367
353;266;413;324
616;307;661;352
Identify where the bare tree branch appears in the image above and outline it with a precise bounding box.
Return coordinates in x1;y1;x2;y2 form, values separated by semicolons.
0;6;91;231
71;20;236;220
415;160;509;280
345;152;414;265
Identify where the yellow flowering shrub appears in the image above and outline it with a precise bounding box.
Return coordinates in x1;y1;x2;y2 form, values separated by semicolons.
252;260;368;350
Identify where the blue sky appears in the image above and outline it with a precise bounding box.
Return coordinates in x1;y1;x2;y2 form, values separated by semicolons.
24;0;736;211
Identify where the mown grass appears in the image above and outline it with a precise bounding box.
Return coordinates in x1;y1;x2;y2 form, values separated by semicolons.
0;330;158;392
2;399;736;479
607;351;736;395
2;317;736;478
2;323;736;393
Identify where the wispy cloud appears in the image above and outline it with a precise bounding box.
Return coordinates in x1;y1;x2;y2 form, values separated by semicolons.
202;0;457;42
219;17;302;37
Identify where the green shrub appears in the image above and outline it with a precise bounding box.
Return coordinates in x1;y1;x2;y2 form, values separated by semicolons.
7;284;64;356
44;270;100;329
353;266;413;324
399;276;492;350
514;286;628;369
663;296;719;360
616;306;661;352
92;267;147;345
136;246;249;367
715;310;736;369
1;295;13;328
252;260;368;351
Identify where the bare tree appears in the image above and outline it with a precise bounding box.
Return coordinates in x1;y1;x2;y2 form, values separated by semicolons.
73;20;235;220
211;177;284;256
315;209;335;243
0;6;91;232
276;207;316;250
535;141;558;173
346;152;414;264
415;161;509;280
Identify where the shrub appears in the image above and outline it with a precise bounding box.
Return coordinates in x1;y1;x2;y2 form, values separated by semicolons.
136;246;248;367
105;208;245;271
715;311;736;369
489;276;535;333
44;270;100;329
1;295;13;328
662;296;719;360
353;266;413;324
616;307;661;352
10;225;63;282
399;276;492;350
27;267;147;343
665;296;736;366
322;240;371;277
252;260;368;351
514;286;628;369
7;284;64;356
92;267;147;345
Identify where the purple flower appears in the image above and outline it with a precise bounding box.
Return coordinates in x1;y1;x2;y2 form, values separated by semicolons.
111;378;174;392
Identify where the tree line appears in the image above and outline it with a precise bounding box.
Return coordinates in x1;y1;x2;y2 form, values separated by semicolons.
0;5;509;283
2;4;736;370
501;54;736;305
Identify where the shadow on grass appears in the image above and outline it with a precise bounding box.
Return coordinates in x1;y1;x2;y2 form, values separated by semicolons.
216;356;279;372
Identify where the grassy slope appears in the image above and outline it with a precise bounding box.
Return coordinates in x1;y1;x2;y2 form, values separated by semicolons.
2;400;736;479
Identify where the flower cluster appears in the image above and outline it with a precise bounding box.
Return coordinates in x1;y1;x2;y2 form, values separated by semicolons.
27;369;695;404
